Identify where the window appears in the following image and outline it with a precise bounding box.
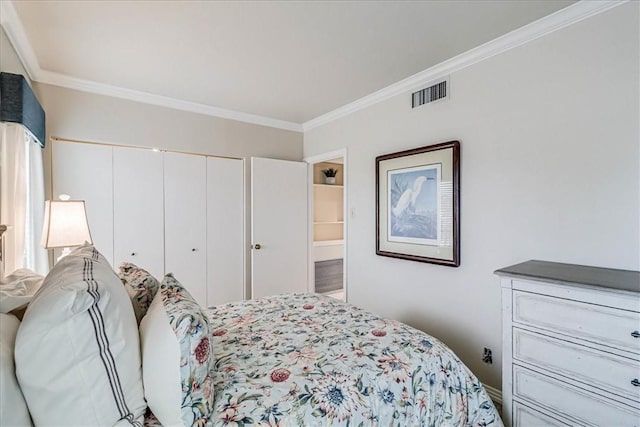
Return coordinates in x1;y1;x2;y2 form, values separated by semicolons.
0;123;48;276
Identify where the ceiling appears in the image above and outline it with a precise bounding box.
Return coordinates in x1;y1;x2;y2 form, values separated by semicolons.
8;0;575;128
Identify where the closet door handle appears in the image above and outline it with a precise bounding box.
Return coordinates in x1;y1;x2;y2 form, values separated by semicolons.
253;243;261;250
631;331;640;338
131;252;137;256
631;379;640;387
191;248;197;252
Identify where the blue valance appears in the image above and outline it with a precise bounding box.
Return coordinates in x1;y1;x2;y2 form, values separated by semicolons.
0;72;46;147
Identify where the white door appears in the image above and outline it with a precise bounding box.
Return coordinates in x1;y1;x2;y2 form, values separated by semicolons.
113;146;164;278
206;157;244;306
164;152;207;306
52;141;114;264
251;157;308;298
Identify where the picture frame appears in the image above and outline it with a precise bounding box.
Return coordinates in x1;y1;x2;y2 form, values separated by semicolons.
376;140;460;267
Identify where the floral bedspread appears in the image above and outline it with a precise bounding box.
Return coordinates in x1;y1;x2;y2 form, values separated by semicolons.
201;293;502;427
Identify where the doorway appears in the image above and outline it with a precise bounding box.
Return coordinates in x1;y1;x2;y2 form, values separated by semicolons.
305;149;347;302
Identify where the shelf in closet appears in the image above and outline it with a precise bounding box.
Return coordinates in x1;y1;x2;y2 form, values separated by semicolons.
314;221;344;224
313;239;344;246
313;184;344;188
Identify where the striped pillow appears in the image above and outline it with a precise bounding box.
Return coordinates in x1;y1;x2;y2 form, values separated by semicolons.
15;244;146;426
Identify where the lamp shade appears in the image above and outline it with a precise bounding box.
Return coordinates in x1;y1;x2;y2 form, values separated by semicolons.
41;200;92;249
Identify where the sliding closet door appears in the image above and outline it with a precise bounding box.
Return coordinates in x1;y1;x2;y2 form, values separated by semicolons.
206;157;244;306
52;141;114;264
164;152;207;306
113;146;164;278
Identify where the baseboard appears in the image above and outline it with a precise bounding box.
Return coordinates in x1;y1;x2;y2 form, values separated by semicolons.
485;384;502;406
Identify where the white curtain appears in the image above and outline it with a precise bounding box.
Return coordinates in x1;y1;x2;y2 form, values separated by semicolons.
0;123;49;276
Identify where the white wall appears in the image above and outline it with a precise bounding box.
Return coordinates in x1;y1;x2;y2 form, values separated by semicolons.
33;83;303;295
304;3;639;389
34;83;302;162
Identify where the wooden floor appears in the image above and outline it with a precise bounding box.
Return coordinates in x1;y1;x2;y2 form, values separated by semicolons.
314;259;343;294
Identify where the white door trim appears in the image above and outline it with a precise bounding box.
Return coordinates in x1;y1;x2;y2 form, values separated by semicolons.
304;149;348;301
304;149;347;165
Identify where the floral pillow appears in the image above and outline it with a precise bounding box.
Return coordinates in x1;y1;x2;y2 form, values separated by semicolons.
118;262;160;324
139;273;214;426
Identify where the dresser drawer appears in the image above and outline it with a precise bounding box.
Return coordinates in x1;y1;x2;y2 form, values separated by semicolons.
514;328;640;403
513;365;640;426
513;290;640;355
513;401;570;426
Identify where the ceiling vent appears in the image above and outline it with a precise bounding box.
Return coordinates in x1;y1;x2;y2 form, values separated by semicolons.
412;78;448;109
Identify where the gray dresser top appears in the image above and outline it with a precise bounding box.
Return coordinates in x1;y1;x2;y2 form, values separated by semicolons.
495;260;640;294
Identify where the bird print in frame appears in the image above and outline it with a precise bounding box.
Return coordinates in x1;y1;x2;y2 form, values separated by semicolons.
376;140;460;267
388;164;440;244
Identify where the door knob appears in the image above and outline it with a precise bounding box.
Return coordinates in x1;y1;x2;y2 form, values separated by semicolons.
253;243;261;250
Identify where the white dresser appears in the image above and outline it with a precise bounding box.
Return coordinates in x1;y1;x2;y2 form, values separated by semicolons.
496;260;640;426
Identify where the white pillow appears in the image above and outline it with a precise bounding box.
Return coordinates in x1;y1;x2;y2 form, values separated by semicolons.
0;313;32;427
139;274;214;426
0;269;44;313
139;288;183;425
15;244;146;426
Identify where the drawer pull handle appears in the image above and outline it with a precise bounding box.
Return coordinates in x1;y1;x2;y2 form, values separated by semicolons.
632;379;640;387
131;252;137;256
632;331;640;338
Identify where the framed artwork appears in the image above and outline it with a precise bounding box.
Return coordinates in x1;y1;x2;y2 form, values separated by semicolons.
376;140;460;267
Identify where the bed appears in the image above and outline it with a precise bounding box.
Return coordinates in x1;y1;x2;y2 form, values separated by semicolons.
148;293;502;426
2;246;502;427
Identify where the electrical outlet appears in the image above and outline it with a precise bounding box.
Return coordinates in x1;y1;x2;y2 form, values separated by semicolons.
482;347;493;364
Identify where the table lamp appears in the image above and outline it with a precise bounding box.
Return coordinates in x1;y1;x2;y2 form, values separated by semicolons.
41;198;92;261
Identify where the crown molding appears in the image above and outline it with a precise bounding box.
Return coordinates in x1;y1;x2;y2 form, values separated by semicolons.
2;0;624;134
302;0;626;131
36;69;303;132
0;0;40;80
0;0;302;132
